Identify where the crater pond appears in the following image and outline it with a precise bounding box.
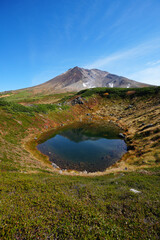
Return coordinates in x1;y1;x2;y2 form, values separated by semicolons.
37;122;127;173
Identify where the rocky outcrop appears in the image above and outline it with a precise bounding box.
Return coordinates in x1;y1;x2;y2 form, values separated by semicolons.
71;97;84;106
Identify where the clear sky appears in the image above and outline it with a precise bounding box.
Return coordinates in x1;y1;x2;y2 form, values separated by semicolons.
0;0;160;91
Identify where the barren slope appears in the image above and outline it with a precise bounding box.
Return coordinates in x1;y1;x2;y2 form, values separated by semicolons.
24;67;151;94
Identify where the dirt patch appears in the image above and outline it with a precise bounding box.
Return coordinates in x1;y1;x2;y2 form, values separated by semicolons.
0;94;10;98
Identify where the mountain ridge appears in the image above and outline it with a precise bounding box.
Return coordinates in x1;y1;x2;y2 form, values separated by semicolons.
28;66;152;93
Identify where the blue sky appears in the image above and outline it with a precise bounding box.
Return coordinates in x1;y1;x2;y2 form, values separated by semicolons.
0;0;160;91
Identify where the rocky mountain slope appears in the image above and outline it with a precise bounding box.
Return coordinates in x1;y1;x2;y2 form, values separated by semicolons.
30;67;151;93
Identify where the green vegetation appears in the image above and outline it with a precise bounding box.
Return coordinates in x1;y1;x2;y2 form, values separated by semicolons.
0;87;160;239
78;86;160;98
0;169;160;239
60;93;76;103
3;91;75;104
0;99;69;114
2;90;33;102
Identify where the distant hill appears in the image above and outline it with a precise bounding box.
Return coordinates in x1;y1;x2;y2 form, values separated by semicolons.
28;66;152;93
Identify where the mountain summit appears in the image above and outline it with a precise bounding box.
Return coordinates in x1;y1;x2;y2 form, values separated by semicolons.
31;67;151;93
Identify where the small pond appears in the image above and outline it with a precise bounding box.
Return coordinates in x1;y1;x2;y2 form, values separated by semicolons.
37;122;127;173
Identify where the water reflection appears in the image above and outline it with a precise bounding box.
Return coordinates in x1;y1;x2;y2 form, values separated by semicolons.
37;123;127;172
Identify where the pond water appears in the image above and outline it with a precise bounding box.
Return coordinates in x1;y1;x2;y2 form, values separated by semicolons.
37;122;127;172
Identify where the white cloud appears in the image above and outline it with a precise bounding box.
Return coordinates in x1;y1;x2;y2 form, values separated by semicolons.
84;39;160;69
84;38;160;85
147;60;160;66
128;65;160;86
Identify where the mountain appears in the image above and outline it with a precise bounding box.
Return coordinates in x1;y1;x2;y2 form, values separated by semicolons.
30;67;151;93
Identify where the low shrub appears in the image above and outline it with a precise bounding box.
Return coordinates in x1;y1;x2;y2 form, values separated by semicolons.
77;86;160;99
0;99;69;114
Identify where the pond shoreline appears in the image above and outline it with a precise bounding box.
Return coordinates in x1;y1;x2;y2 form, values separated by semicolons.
23;117;148;176
36;121;127;173
23;94;160;176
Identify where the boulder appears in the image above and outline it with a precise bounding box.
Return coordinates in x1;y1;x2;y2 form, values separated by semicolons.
71;97;84;106
119;133;125;138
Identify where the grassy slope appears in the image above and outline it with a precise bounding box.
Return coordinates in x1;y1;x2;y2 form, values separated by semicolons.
0;88;160;239
3;90;75;104
1;169;160;239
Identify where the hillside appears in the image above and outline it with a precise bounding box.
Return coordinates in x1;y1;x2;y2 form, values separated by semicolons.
0;87;160;239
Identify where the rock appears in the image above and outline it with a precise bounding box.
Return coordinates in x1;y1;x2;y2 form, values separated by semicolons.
34;137;37;140
130;188;141;194
141;124;153;131
52;163;59;169
146;124;153;127
120;173;125;176
71;97;84;106
127;145;135;150
125;105;133;110
128;105;133;108
119;133;125;138
28;104;36;107
143;218;148;224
